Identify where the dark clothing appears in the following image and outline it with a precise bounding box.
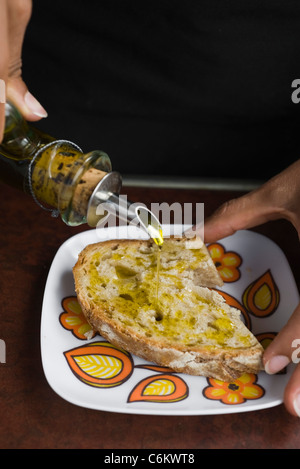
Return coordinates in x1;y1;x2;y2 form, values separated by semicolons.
23;0;300;179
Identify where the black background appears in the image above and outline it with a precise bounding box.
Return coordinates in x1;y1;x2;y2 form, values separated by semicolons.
22;0;300;180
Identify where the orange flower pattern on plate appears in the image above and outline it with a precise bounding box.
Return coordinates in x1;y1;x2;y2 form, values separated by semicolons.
203;373;264;405
59;296;96;340
208;243;242;283
59;299;266;406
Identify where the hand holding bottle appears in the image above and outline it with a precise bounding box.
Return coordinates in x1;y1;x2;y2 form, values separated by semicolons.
204;160;300;416
0;0;47;143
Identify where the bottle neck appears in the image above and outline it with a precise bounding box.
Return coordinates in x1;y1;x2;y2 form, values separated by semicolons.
29;140;112;225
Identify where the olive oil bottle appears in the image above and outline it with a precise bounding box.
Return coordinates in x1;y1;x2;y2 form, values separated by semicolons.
0;102;112;226
0;103;164;246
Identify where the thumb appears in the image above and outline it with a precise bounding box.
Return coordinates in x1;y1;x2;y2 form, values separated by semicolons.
204;187;278;243
263;302;300;417
7;76;47;121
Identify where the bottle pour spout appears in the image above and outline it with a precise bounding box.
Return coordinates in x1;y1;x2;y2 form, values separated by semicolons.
87;171;163;245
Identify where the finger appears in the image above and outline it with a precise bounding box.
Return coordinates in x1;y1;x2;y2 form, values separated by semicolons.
263;302;300;374
7;0;32;64
0;78;7;142
283;362;300;417
5;0;47;121
204;188;274;243
263;302;300;417
204;161;300;243
0;98;5;143
7;77;47;121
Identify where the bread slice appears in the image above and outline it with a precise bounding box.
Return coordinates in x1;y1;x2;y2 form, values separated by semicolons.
73;237;263;382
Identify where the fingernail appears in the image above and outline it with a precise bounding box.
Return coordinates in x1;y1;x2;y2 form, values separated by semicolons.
24;91;48;118
293;393;300;417
265;355;290;374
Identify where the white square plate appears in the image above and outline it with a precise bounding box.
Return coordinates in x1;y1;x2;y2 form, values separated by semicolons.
40;226;299;415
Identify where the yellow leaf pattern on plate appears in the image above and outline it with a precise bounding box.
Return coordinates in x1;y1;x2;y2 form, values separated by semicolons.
128;374;189;403
64;341;134;387
254;284;271;310
143;379;175;396
74;354;122;379
242;269;280;317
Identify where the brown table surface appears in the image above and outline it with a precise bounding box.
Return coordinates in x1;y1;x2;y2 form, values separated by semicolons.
1;181;300;450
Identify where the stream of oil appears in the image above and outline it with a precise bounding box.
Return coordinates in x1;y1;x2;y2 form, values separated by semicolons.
143;219;164;313
155;245;161;308
151;229;163;313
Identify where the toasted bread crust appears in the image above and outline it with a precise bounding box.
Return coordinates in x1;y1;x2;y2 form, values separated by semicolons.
73;238;264;382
